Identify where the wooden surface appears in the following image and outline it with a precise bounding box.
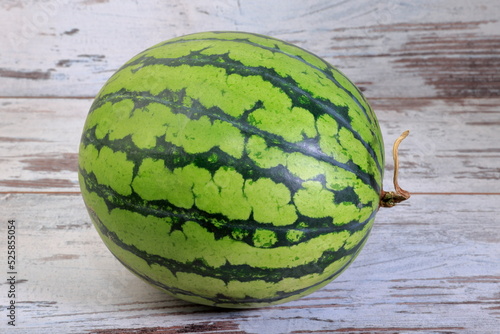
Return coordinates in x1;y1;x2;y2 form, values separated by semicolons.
1;1;499;333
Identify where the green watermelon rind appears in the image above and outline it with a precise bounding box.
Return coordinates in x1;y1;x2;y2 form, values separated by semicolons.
78;31;385;308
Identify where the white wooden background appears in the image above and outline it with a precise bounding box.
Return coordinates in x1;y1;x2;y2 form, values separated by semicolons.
1;0;499;333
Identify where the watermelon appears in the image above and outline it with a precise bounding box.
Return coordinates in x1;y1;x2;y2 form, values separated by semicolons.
78;31;400;308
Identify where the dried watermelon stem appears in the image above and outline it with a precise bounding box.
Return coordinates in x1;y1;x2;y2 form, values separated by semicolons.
380;130;410;208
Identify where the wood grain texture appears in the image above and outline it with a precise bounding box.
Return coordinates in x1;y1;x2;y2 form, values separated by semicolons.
0;0;498;99
0;0;499;333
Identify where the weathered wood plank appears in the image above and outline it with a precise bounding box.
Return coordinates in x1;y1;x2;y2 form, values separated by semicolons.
0;98;90;193
0;193;498;333
373;97;500;194
1;1;499;332
1;97;499;194
0;0;498;98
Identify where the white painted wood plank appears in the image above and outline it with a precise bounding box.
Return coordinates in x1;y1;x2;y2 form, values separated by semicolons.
1;97;499;194
0;1;498;333
375;98;500;194
0;98;91;192
0;0;499;98
0;193;498;333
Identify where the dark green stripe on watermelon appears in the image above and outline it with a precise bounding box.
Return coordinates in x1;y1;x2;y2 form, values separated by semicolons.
80;93;378;212
114;248;358;307
98;45;383;182
80;165;376;248
86;85;379;193
139;31;379;134
87;200;370;284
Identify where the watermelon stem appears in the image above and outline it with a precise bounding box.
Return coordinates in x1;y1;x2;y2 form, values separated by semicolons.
380;130;410;208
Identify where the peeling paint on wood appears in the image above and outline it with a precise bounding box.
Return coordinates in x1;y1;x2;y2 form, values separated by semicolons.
63;28;80;35
56;54;106;68
90;321;245;334
0;0;499;98
20;153;78;173
0;178;75;188
82;0;111;5
0;68;52;80
394;55;500;98
290;327;467;333
39;254;81;262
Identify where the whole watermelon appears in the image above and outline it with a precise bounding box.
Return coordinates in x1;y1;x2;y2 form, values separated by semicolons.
78;31;386;308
